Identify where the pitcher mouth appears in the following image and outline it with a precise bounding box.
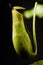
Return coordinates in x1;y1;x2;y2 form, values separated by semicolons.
13;6;25;10
9;3;25;10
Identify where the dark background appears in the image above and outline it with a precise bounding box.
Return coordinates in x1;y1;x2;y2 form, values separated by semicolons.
0;0;43;65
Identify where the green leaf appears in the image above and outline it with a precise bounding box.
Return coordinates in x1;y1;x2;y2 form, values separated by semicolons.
23;3;43;18
23;8;33;18
30;60;43;65
36;4;43;18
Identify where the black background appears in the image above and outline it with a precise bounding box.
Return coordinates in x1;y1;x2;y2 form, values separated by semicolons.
0;0;43;65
